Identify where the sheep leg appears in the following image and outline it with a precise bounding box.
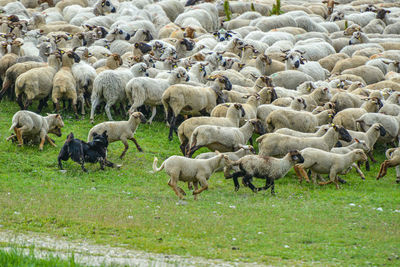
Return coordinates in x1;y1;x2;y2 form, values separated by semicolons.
248;137;253;146
147;106;156;124
352;163;365;180
177;187;186;196
23;99;32;110
72;104;79;119
39;136;46;151
46;135;57;147
80;158;88;172
129;137;143;152
228;171;244;191
377;159;400;179
243;175;257;193
168;178;184;199
368;151;377;163
168;115;177;140
55;101;60;113
14;127;24;147
179;142;187;156
395;166;400;183
193;182;199;200
105;103;114;121
193;177;208;195
256;177;273;192
17;95;24;110
365;160;370;171
294;165;310;183
120;139;129;159
37;99;47;113
90;97;100;123
188;182;193;190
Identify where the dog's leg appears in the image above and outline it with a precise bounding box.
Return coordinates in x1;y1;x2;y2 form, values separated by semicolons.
80;158;87;172
129;137;143;152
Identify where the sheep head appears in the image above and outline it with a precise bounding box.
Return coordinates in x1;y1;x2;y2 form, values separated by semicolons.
250;119;266;135
332;124;352;142
288;150;304;164
376;9;390;20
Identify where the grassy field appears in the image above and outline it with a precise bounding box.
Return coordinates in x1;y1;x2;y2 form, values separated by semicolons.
0;100;400;266
0;247;83;267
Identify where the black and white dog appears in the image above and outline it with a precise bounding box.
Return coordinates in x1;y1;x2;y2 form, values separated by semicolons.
58;131;117;172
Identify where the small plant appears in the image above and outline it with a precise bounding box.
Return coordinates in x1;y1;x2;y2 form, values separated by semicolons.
224;0;232;21
344;20;348;30
251;3;256;12
270;0;284;16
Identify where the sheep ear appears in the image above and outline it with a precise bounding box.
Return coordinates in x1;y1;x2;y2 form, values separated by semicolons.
354;138;360;143
215;150;221;155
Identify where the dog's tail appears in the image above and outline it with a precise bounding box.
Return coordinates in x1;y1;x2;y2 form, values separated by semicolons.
152;157;165;173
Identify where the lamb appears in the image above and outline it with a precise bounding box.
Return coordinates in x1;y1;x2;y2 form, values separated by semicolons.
9;110;64;150
195;145;255;173
210;95;259;126
257;125;352;157
282;50;330;81
96;53;123;74
90;68;133;122
0;39;23;82
152;152;229;200
376;147;400;183
177;103;245;156
341;65;384;85
318;53;349;72
332;98;382;131
52;50;81;118
223;150;304;194
330;91;365;112
294;148;368;188
379;92;400;116
88;111;146;159
187;119;265;157
300;87;332;112
162;75;233;140
15;53;61;111
331;56;369;75
330;139;370;180
356;113;400;144
265;109;334;133
0;61;45;101
269;70;314;90
125;67;189;124
274;124;330;138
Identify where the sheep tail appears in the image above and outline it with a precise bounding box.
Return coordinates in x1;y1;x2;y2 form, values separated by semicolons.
9;122;17;132
152;157;165;173
386;148;396;159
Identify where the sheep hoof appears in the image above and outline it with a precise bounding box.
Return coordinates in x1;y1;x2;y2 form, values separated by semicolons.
116;164;122;169
234;186;239;192
396;178;400;183
146;121;152;125
90;120;95;124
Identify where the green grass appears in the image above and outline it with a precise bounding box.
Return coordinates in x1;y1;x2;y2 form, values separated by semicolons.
0;100;400;266
0;247;83;267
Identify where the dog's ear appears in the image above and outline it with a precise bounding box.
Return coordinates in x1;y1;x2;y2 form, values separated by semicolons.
67;132;74;142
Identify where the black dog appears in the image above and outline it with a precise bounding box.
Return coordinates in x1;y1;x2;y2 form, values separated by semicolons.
58;131;116;172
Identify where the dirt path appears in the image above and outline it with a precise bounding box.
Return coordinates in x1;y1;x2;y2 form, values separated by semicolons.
0;230;265;266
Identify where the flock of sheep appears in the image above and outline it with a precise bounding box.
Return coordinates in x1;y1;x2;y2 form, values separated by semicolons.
1;0;400;199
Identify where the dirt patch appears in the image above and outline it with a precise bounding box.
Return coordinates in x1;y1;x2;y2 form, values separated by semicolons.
0;230;265;266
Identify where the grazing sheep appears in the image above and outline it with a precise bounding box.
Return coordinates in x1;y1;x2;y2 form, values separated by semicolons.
294;148;368;188
257;125;352;157
377;147;400;183
15;53;61;111
9;110;64;150
88;112;146;159
274;124;330;138
178;103;245;156
224;150;304;193
152;152;229;200
266;109;334;133
126;67;189;124
162;75;233;140
52;50;81;117
187;119;265;157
